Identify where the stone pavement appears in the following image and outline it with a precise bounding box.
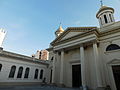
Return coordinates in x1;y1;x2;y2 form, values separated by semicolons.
0;85;80;90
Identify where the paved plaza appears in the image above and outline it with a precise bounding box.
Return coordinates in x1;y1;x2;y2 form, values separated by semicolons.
0;85;80;90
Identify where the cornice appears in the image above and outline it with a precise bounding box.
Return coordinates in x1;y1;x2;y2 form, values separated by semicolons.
96;6;114;18
51;27;97;45
51;24;120;47
0;50;49;65
46;47;53;51
99;27;120;37
52;29;99;46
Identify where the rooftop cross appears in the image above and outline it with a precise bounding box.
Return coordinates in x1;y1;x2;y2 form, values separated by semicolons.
100;0;103;7
59;22;62;27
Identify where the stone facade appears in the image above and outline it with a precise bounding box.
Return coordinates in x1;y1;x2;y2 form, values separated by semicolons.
47;6;120;90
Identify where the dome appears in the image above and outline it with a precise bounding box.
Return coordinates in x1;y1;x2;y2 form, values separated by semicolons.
96;6;114;18
55;26;64;37
56;26;64;33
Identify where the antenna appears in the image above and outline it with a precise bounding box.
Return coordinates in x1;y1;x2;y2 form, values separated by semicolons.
59;22;62;27
100;0;103;7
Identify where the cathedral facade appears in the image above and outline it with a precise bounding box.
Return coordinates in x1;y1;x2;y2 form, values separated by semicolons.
0;4;120;90
47;5;120;90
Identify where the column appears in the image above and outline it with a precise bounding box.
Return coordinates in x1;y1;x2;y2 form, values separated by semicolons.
106;13;111;23
101;15;105;25
52;52;56;84
60;50;64;85
80;45;86;88
111;14;115;22
93;42;102;87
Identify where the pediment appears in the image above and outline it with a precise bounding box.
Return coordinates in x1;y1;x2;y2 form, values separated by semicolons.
51;27;97;45
61;31;83;40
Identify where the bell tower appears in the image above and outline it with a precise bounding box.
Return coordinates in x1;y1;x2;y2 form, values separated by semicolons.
0;28;6;48
96;1;115;27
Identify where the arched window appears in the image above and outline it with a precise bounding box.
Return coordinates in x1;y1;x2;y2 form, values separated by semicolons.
106;44;120;51
104;15;108;23
17;67;23;78
0;64;2;71
24;67;30;78
9;65;16;78
34;69;39;79
51;57;54;61
0;64;2;72
40;69;44;79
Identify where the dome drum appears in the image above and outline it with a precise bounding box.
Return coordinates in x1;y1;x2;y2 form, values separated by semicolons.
96;6;115;27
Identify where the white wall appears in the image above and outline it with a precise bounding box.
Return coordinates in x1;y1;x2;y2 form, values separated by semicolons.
0;56;49;85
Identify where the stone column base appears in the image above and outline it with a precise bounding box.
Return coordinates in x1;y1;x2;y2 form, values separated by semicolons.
57;83;65;87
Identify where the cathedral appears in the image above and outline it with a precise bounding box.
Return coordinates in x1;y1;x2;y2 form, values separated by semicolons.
47;5;120;90
0;3;120;90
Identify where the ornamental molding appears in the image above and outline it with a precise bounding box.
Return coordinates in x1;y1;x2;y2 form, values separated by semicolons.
0;50;49;65
51;25;120;47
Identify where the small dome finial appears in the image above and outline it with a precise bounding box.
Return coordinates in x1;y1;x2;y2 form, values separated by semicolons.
100;0;103;7
59;22;62;27
55;23;64;37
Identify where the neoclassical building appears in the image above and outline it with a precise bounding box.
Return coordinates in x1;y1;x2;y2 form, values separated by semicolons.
0;49;50;85
47;5;120;90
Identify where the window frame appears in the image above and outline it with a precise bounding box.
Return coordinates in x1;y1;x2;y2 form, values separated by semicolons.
9;65;16;78
40;69;44;79
34;69;39;79
106;44;120;51
17;66;23;78
0;64;2;72
24;67;30;79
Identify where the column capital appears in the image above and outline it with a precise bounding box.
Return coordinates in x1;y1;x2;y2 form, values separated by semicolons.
61;48;65;51
53;50;58;54
93;41;100;48
79;44;84;47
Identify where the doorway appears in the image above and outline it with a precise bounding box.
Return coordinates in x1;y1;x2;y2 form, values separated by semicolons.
72;64;82;87
112;65;120;90
50;69;52;83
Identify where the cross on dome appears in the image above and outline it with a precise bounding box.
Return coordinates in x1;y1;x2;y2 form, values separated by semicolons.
100;0;103;7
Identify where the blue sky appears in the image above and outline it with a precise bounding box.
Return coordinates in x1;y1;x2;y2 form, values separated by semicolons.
0;0;120;56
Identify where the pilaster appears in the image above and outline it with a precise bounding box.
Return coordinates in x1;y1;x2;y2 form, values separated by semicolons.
93;42;102;87
51;51;56;84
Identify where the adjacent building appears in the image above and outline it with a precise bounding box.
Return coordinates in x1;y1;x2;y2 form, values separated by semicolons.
0;49;50;85
33;50;49;60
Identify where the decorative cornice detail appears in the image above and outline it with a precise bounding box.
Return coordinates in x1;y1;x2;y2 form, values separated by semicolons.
0;50;50;65
51;27;98;45
51;25;120;47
